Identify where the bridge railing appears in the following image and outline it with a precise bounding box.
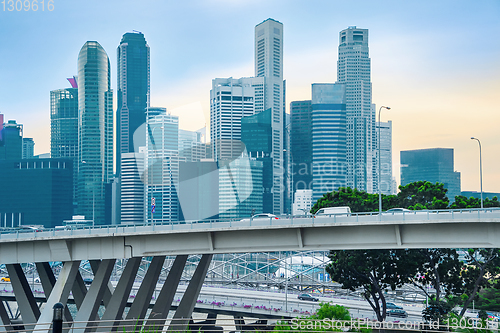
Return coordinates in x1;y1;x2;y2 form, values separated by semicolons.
1;208;500;241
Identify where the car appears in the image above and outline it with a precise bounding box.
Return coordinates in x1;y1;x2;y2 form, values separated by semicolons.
387;309;408;318
385;208;411;214
297;293;319;302
0;277;10;282
314;207;351;217
386;302;403;310
83;278;93;285
240;213;279;222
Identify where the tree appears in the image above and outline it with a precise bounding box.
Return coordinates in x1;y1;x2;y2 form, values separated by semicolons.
459;248;500;316
409;249;464;302
476;287;500;312
397;181;449;210
326;249;418;321
310;302;351;321
450;196;500;209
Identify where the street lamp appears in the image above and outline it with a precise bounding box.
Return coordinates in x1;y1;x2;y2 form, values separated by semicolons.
471;137;483;209
378;106;391;213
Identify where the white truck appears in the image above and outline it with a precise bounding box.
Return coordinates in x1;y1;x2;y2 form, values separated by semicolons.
314;206;351;217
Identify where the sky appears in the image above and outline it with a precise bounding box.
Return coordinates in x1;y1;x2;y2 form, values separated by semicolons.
0;0;499;193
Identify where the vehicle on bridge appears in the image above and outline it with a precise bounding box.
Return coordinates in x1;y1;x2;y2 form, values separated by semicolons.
314;207;351;217
0;277;10;282
240;213;279;222
387;309;408;318
297;293;319;301
385;208;411;214
386;302;403;309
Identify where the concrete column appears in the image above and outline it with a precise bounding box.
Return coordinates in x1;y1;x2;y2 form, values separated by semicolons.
6;263;40;329
145;255;188;330
36;262;73;323
89;260;114;307
0;301;13;332
71;259;115;333
72;271;88;309
125;256;165;322
169;254;213;332
34;261;80;333
97;257;141;332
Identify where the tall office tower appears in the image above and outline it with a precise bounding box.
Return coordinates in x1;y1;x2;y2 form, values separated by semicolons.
145;111;179;223
77;41;113;225
116;32;150;176
241;108;272;213
290;101;313;192
51;79;79;207
210;77;261;160
400;148;461;200
120;151;144;224
255;18;285;214
22;138;35;159
179;129;206;162
311;83;347;201
0;119;23;160
337;26;375;193
375;120;394;194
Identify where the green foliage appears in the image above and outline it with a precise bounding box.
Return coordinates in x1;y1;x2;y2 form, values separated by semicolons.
310;187;381;214
310;302;351;321
475;287;500;312
478;310;489;320
450;196;500;209
422;299;453;324
397;181;449;210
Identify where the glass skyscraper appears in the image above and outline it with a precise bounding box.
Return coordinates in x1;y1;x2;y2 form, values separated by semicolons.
116;32;150;176
51;81;78;206
77;41;113;225
290;100;313;192
311;83;347;201
337;26;375;193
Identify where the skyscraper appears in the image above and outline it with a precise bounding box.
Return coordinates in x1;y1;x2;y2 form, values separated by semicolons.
51;79;79;207
116;32;150;176
337;26;375;193
0;119;22;160
376;120;394;194
146;111;179;223
400;148;461;200
255;18;285;214
311;83;347;201
290;101;313;192
22;138;35;159
77;41;113;225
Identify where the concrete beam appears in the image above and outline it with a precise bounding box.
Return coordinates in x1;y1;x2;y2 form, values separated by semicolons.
6;264;40;329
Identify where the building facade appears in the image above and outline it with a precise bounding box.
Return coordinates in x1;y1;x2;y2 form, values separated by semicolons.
290;100;313;193
293;189;313;215
51;81;79;207
311;83;347;201
116;32;150;176
22;138;35;159
376;120;394;195
145;112;179;223
337;26;375;193
120;152;145;224
0;158;73;228
77;41;114;225
400;148;461;201
0;119;23;161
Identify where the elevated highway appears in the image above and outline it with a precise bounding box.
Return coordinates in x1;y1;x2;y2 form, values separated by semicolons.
0;208;498;333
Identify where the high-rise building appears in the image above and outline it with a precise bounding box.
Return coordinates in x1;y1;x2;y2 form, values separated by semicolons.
376;120;394;194
0;119;23;160
179;129;206;162
400;148;461;200
116;32;150;176
0;158;73;228
255;18;285;214
311;83;347;201
22;138;35;159
293;189;313;215
120;151;145;224
290;101;313;192
145;111;179;223
77;41;113;225
51;79;79;207
337;26;375;193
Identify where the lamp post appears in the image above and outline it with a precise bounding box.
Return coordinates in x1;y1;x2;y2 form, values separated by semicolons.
378;106;391;213
471;137;483;209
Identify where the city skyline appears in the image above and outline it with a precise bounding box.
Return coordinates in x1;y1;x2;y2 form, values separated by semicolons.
0;0;499;192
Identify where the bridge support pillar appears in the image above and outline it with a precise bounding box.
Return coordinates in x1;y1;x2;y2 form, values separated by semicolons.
125;256;166;324
145;255;188;330
89;260;114;307
72;259;115;333
169;254;213;332
97;257;142;332
6;263;40;330
0;300;13;332
34;261;80;333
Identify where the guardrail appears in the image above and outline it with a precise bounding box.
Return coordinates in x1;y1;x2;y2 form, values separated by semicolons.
1;208;500;241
